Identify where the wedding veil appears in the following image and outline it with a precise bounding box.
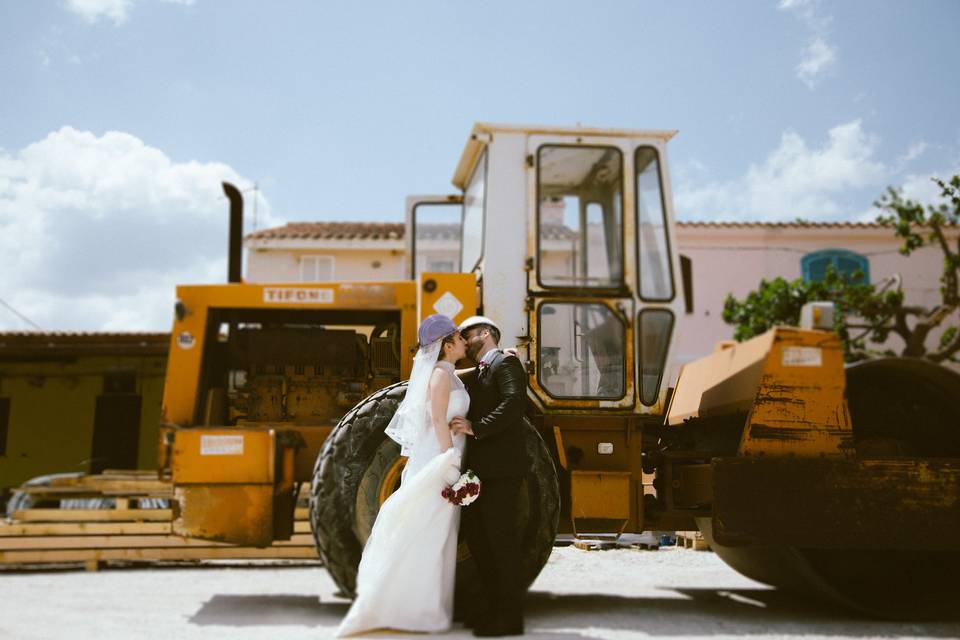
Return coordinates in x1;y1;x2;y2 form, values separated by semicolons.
384;339;442;457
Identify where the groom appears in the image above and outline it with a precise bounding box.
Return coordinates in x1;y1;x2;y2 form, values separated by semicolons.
450;315;529;637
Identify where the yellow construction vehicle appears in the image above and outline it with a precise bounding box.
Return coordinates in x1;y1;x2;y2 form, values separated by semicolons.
9;123;959;618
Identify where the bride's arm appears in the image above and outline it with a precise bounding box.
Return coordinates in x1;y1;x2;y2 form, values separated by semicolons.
429;369;454;451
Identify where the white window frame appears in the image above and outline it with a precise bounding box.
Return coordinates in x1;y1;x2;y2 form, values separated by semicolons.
299;255;335;282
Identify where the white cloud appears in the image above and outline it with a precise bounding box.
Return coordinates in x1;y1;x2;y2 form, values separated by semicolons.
0;127;278;331
895;141;930;169
852;167;960;222
675;119;887;221
796;36;836;88
65;0;134;25
898;168;960;204
777;0;815;21
64;0;194;26
779;0;837;89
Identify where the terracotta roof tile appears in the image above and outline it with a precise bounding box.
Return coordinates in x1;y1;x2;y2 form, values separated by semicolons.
0;332;170;357
247;222;405;241
415;223;460;240
247;219;922;241
675;220;891;229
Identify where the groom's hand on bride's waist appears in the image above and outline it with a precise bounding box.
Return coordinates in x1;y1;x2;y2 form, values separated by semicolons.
450;416;474;436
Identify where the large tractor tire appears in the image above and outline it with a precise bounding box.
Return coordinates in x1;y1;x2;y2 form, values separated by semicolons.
699;358;960;619
309;380;560;602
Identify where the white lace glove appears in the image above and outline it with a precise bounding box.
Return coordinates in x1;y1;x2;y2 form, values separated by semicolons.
442;448;462;485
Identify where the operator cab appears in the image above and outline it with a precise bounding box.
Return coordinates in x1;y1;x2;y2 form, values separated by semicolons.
408;124;683;415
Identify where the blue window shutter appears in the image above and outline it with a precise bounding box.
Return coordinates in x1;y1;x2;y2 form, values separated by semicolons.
804;255;832;283
802;249;870;284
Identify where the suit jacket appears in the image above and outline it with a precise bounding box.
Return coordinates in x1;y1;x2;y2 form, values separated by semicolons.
464;350;530;479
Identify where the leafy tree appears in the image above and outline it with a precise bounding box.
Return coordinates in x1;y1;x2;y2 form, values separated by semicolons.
722;175;960;363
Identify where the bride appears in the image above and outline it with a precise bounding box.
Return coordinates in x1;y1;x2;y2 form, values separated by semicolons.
336;313;469;637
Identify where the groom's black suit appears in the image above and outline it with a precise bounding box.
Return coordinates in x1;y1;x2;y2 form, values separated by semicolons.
463;349;529;635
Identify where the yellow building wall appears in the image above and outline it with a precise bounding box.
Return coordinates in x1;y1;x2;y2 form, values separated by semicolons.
0;355;166;491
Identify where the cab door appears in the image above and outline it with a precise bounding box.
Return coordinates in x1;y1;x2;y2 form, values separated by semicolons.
525;136;636;410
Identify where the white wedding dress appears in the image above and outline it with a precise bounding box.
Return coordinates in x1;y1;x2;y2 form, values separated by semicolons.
336;361;469;637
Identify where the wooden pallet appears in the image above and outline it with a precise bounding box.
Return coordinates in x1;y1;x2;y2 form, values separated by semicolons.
573;538;659;551
573;539;620;551
1;476;320;570
676;530;710;551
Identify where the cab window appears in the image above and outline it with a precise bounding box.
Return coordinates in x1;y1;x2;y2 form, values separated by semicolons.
412;202;462;279
638;308;673;405
635;146;674;301
537;145;623;289
460;149;487;273
538;302;625;399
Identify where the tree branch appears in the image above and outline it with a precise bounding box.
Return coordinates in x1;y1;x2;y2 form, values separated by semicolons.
929;323;960;363
930;222;959;306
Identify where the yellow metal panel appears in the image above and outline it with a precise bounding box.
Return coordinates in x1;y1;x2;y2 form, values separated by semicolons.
161;280;419;425
418;272;478;326
172;484;274;547
667;330;776;426
552;426;568;470
738;328;852;457
171;429;275;485
570;471;631;519
292;425;334;482
666;326;852;457
161;291;209;426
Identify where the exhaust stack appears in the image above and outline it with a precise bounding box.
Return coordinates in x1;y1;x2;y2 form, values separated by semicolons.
222;182;243;283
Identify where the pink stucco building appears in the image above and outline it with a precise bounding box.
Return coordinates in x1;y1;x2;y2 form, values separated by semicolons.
245;220;951;371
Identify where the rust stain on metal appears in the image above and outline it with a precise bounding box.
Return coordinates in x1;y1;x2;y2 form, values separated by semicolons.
748;423;810;441
337;283;399;307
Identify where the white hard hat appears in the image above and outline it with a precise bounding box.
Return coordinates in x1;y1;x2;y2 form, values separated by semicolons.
458;315;501;334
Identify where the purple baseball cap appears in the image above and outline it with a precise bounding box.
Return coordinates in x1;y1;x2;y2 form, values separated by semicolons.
418;313;459;346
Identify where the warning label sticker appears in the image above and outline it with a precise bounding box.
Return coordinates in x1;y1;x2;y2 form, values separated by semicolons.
200;435;244;456
782;346;823;367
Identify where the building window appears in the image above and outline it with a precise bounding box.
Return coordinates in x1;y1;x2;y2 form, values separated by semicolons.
427;260;456;273
801;249;870;284
680;255;694;314
300;255;335;282
0;397;10;456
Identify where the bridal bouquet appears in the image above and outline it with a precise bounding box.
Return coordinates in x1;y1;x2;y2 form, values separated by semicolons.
441;470;481;506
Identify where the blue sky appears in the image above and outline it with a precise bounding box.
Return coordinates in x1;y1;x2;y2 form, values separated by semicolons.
0;0;958;330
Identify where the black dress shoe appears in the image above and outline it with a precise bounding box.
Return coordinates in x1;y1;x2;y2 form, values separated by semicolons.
472;623;504;637
501;624;524;636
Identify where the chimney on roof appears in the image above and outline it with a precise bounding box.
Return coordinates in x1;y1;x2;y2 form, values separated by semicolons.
222;182;243;283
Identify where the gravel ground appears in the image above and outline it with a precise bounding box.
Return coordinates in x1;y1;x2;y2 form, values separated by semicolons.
1;546;958;640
